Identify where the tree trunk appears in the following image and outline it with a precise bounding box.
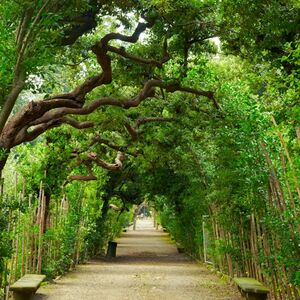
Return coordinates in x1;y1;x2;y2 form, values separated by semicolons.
95;196;110;233
42;192;51;234
0;149;9;176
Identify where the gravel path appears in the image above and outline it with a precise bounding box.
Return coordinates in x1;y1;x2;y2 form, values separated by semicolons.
34;218;242;300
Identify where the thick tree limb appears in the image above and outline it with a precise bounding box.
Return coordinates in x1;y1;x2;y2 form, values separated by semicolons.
15;119;62;145
62;117;172;182
52;19;155;102
32;80;215;124
1;78;215;149
68;174;97;181
107;45;170;68
12;118;93;147
8;99;82;130
124;117;174;141
124;123;139;141
109;204;123;212
67;156;97;182
101;20;154;45
88;151;125;171
0;73;25;135
0;13;219;180
61;117;94;129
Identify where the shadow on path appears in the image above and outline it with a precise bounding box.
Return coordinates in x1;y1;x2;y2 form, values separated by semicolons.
34;218;242;300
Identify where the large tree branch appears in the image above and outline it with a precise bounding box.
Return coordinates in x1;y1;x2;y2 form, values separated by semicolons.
68;174;97;181
109;204;123;212
88;151;125;171
56;80;213;118
12;117;93;147
61;117;94;129
107;45;170;68
124;117;174;141
1;99;82;147
17;119;62;145
52;19;156;102
16;80;215;138
124;123;139;141
10;20;157;139
60;116;172;182
8;98;82;130
0;72;25;135
101;20;154;45
1;77;215;149
68;160;97;182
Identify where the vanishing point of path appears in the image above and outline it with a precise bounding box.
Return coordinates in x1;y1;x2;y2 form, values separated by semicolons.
34;219;242;300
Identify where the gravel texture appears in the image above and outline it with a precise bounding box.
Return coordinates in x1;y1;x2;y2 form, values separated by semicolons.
33;218;242;300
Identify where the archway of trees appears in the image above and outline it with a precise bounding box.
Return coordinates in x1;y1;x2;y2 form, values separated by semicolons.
0;1;299;299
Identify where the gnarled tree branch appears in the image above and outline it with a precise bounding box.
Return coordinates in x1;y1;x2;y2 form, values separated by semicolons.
107;45;170;68
124;116;174;141
68;174;97;181
88;151;125;171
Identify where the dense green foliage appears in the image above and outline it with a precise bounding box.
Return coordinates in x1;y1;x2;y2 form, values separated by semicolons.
0;0;299;299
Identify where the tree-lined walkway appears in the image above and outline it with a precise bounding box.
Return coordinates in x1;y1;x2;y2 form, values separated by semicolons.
34;219;241;300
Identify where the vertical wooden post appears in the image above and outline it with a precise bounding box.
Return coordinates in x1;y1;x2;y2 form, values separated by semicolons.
37;185;45;274
9;225;16;285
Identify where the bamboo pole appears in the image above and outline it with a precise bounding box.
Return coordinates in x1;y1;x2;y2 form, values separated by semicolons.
21;214;25;276
226;232;233;277
24;214;29;274
32;195;41;273
48;211;53;264
14;209;21;282
296;127;300;145
255;216;265;283
280;152;299;224
251;214;264;282
261;225;277;299
54;200;59;261
271;116;300;198
239;218;250;276
3;207;12;300
37;186;45;274
9;225;16;286
262;142;300;256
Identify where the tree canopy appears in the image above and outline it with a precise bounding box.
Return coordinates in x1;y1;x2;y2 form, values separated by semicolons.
0;1;299;298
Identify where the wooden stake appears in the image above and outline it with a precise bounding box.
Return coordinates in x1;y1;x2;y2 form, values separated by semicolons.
37;186;45;274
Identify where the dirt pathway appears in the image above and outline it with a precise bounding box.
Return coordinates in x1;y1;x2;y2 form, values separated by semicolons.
34;218;242;300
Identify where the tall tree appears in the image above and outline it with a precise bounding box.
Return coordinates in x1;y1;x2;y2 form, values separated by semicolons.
0;0;218;175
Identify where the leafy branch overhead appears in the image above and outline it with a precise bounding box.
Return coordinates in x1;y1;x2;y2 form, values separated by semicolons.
67;116;174;182
0;5;218;175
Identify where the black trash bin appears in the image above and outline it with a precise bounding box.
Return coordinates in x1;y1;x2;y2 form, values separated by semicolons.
106;241;117;258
